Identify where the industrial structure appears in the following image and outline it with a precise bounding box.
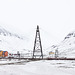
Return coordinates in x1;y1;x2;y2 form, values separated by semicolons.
33;25;43;59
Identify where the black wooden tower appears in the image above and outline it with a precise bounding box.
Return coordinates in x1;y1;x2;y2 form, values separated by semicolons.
33;25;43;59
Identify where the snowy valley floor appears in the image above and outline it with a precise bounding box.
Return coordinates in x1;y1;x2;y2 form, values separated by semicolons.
0;60;75;75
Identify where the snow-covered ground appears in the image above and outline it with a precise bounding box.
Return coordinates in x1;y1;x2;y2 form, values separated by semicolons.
0;60;75;75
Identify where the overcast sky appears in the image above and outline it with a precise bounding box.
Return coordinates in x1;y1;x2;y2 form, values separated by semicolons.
0;0;75;47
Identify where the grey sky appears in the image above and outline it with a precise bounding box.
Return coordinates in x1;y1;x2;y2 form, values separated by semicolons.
0;0;75;46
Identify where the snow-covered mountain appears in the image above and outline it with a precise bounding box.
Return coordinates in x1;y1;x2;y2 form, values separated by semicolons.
0;26;31;54
0;26;23;39
50;31;75;58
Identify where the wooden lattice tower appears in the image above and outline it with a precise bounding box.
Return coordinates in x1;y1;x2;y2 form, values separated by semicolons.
33;25;43;59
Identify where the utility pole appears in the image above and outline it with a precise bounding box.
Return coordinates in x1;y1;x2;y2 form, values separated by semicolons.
33;25;43;59
55;48;58;58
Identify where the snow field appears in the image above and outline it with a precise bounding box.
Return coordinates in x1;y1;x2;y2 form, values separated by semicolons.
0;60;75;75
